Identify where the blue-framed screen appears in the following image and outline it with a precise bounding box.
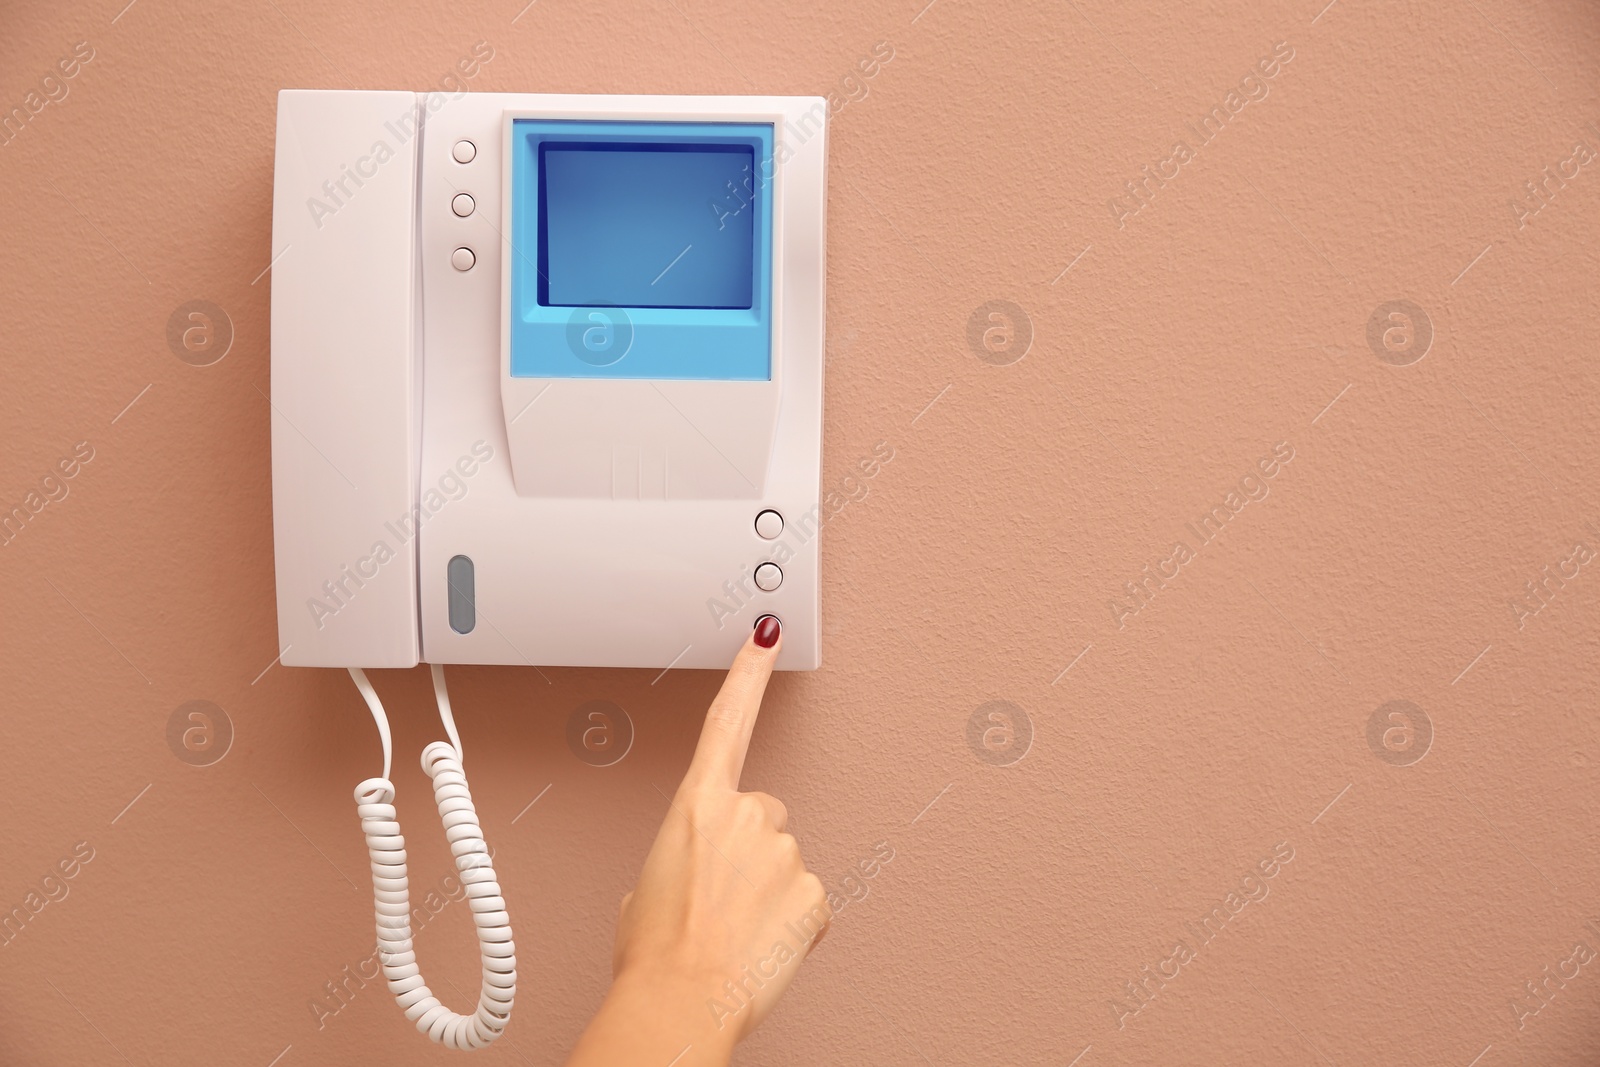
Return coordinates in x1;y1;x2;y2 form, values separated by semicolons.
510;119;773;380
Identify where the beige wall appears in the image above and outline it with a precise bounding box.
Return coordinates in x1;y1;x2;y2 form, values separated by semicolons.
3;1;1600;1064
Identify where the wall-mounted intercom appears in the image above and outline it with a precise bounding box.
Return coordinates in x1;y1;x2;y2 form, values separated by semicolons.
270;89;826;673
268;89;828;1049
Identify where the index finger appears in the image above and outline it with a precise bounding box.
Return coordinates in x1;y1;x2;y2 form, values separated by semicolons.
683;616;782;790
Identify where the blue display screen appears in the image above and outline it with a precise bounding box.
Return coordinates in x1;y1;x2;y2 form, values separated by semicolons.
510;119;774;381
539;143;755;310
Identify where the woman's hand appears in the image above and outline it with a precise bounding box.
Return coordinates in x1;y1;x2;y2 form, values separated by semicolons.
566;617;830;1067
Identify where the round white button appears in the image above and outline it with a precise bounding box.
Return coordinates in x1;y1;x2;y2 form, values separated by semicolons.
452;140;476;164
754;510;784;539
451;247;475;271
753;563;782;592
451;193;475;217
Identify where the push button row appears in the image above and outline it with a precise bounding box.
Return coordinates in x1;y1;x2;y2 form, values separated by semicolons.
451;142;477;269
752;510;784;590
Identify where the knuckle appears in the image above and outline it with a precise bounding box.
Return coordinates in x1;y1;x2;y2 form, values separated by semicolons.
677;784;722;819
704;700;736;728
749;790;786;822
733;792;766;823
800;872;832;918
776;831;803;863
704;700;746;736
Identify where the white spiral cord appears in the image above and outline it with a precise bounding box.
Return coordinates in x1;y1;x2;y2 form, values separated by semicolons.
347;665;516;1050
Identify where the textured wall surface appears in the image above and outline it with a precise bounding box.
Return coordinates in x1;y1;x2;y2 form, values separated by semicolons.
3;1;1599;1065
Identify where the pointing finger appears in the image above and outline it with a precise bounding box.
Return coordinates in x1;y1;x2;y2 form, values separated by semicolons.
684;616;781;791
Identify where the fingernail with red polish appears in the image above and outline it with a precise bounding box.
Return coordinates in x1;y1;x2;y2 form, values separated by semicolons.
754;615;780;648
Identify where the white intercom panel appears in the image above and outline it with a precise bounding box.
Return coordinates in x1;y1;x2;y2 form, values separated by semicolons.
269;90;827;672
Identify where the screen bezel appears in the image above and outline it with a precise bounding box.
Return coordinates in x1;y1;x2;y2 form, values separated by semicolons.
508;118;774;382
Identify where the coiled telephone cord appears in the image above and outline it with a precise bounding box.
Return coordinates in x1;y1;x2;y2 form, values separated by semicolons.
347;664;515;1050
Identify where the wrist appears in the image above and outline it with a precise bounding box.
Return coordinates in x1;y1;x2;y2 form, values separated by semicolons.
591;966;742;1065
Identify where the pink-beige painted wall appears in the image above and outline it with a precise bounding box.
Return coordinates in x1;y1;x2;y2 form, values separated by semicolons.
3;1;1599;1064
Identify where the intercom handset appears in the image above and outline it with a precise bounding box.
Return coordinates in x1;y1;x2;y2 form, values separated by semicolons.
268;91;827;1049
